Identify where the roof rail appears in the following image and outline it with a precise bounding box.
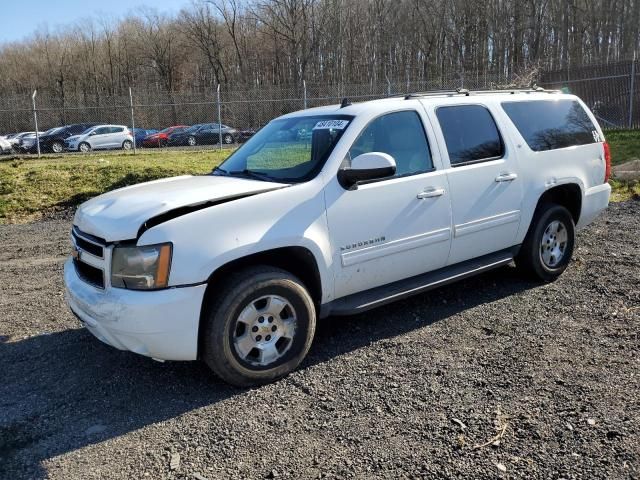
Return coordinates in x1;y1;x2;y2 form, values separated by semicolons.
404;86;561;100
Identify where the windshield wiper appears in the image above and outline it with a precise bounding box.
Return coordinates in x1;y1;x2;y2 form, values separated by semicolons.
212;166;228;175
227;169;275;182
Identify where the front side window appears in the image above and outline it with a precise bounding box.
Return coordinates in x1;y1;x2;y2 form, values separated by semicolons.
93;127;109;135
348;110;433;177
216;115;353;182
502;99;598;151
436;105;504;166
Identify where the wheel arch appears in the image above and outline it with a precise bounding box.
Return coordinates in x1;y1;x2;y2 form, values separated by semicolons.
535;183;582;225
197;246;322;358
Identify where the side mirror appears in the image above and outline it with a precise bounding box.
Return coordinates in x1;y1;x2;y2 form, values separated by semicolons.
338;152;396;189
89;131;96;136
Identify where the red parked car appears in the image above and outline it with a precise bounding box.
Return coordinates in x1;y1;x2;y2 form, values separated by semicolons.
142;125;188;147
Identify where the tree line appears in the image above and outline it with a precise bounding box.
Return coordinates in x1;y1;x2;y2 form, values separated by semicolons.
0;0;638;109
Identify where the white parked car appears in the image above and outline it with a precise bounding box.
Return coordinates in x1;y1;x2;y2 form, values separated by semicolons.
65;89;611;386
8;131;43;148
0;136;12;154
65;125;134;152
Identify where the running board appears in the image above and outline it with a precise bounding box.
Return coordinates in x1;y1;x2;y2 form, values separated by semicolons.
321;247;519;317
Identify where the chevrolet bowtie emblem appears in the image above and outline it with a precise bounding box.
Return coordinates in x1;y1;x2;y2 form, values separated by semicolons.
71;247;81;260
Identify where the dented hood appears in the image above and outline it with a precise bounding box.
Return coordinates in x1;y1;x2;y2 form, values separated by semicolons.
73;175;287;241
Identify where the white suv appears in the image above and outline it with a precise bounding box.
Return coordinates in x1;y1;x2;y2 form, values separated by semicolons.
65;125;134;152
64;89;611;386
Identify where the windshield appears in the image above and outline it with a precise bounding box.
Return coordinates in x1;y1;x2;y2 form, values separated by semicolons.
216;115;353;182
45;127;63;135
80;127;96;135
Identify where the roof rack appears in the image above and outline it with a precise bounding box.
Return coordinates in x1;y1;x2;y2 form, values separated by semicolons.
403;86;560;100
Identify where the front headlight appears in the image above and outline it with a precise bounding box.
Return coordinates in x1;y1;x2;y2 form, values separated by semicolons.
111;243;172;290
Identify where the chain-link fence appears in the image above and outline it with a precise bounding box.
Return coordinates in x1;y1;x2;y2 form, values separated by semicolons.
0;59;637;157
540;58;639;129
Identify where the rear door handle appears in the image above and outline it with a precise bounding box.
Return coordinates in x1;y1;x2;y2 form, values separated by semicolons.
495;172;518;182
417;187;445;199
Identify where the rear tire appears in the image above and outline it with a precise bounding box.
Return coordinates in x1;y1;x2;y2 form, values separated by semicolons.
516;203;575;282
122;140;133;150
187;136;197;146
202;266;316;387
223;133;234;144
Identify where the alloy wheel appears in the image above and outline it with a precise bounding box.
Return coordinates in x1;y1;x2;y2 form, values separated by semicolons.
232;295;297;367
540;220;568;268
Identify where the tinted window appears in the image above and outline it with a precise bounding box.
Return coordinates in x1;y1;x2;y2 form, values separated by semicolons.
502;100;597;151
93;127;109;135
111;127;125;133
436;105;503;166
348;110;433;177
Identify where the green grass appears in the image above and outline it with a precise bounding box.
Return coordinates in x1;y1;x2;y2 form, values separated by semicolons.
0;149;231;223
606;129;640;165
1;130;639;223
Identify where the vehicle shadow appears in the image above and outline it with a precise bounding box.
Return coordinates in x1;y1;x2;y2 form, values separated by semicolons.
0;264;538;479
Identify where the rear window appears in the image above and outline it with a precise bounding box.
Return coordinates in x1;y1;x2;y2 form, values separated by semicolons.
502;99;598;151
436;105;504;166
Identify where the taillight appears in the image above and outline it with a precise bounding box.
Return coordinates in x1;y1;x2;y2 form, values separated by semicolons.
603;142;611;183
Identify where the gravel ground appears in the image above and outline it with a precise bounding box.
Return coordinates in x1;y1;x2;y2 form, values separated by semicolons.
1;201;639;480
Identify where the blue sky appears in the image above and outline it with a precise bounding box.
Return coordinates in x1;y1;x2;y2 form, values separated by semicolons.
0;0;188;43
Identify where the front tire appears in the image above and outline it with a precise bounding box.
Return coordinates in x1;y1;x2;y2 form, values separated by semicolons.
51;141;64;153
202;266;316;387
223;133;234;144
79;142;91;153
516;203;575;282
187;136;197;146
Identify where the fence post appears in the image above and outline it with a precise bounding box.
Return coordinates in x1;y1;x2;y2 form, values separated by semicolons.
31;90;41;158
217;84;222;151
129;87;136;155
629;54;636;129
385;74;391;97
303;80;307;109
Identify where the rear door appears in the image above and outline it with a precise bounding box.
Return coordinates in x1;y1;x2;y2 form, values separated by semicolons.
427;103;524;265
108;127;126;148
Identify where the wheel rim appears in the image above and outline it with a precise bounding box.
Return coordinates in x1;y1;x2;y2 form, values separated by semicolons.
540;220;568;268
52;142;62;153
188;137;196;146
224;134;233;144
123;141;131;150
80;143;89;152
233;295;297;367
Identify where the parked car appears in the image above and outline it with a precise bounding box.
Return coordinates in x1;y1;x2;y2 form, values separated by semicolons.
64;125;134;152
168;123;238;146
65;89;611;387
0;136;12;154
132;128;158;147
237;128;258;143
23;123;99;153
142;126;188;148
7;131;43;148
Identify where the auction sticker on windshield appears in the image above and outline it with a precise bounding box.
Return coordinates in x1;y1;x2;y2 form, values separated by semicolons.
313;120;349;130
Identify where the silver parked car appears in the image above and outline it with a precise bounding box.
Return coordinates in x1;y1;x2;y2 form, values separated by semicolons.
65;125;134;152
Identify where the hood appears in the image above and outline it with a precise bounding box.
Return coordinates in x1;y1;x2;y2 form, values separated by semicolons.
74;175;288;242
66;135;80;142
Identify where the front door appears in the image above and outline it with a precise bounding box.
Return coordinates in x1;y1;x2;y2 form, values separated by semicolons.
325;108;453;300
428;103;524;265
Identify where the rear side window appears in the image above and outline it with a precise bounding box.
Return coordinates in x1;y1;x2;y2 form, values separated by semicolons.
436;105;504;166
502;100;598;151
349;110;433;177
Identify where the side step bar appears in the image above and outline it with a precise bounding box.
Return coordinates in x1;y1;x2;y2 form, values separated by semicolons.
321;247;519;317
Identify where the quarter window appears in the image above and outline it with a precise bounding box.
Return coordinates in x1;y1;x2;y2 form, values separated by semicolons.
502;100;598;151
348;111;433;177
436;105;504;166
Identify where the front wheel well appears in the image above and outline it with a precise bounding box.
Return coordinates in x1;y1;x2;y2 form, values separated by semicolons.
535;184;582;224
198;246;323;357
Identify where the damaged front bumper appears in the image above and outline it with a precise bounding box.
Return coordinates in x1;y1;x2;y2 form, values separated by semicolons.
64;258;206;361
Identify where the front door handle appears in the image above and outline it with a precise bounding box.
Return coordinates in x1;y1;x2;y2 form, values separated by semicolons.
495;172;518;182
417;187;445;199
